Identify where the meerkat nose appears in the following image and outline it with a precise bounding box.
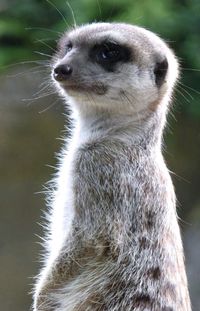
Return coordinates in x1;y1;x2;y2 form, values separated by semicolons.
53;64;73;81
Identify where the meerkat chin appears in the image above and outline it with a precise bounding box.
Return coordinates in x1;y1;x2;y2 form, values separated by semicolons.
33;23;191;311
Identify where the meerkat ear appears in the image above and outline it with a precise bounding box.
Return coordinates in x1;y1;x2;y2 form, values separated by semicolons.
154;57;168;87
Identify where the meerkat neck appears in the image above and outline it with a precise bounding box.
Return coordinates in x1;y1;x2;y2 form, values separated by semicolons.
70;101;167;150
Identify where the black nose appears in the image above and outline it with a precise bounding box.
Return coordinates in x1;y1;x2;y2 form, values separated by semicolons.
53;64;73;81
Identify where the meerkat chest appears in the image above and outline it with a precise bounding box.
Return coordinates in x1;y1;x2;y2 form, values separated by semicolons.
49;141;79;257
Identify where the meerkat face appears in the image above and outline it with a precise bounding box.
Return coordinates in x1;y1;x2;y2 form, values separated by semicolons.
52;23;179;115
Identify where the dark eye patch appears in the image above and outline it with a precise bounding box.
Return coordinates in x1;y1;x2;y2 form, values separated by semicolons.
65;41;73;54
89;41;132;72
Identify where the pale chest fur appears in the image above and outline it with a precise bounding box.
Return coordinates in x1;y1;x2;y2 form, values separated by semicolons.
47;134;190;311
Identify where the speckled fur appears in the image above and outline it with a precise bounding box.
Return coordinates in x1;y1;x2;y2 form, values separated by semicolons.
33;23;191;310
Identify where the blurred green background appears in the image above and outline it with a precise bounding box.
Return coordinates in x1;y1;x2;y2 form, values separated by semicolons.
0;0;200;310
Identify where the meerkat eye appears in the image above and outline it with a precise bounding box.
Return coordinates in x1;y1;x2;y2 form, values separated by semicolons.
90;42;131;71
96;43;126;63
65;42;73;54
96;44;121;63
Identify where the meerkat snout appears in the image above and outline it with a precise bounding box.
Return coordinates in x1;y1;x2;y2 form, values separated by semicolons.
53;64;73;81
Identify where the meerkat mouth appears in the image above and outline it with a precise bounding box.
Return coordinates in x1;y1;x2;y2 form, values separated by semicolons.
61;81;108;95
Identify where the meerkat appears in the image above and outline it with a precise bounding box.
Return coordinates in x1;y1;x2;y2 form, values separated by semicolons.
33;23;191;311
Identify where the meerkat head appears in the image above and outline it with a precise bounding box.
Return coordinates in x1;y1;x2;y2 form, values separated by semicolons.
52;23;179;116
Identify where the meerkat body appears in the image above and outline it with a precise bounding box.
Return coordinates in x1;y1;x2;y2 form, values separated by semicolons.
33;23;191;310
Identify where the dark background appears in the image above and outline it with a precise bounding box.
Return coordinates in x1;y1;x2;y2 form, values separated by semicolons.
0;0;200;310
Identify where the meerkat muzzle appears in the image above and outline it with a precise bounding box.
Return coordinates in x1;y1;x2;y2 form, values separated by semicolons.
53;64;73;81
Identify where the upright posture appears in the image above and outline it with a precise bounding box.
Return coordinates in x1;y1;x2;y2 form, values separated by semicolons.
33;23;191;311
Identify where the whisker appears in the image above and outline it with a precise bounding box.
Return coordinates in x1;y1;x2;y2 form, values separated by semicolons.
25;27;62;35
46;0;69;27
33;83;53;97
35;39;57;52
167;106;177;124
87;92;96;108
66;1;77;28
1;60;51;70
178;82;200;96
175;88;191;103
169;170;190;184
177;84;194;100
23;91;56;105
126;89;138;102
39;98;59;114
6;68;49;78
39;79;54;88
96;0;102;20
34;51;52;58
181;67;200;72
120;92;133;108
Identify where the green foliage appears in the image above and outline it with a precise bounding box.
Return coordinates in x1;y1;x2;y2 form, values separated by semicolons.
0;0;200;117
